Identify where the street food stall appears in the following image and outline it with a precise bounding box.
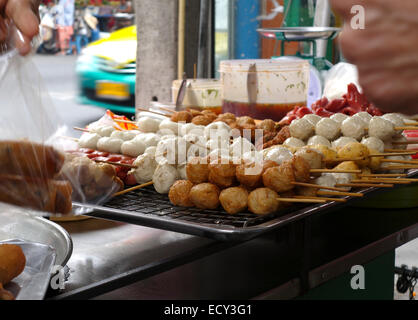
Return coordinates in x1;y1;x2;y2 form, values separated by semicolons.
1;0;418;302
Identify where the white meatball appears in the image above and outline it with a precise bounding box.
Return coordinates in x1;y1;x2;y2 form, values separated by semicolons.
97;137;124;154
289;118;315;141
330;113;349;124
177;164;188;180
332;137;358;150
242;151;263;164
353;112;372;127
141;133;160;148
264;147;293;165
206;137;230;153
204;122;231;139
155;137;187;165
131;153;158;184
307;135;331;148
330;173;352;191
361;137;385;153
137;116;161;133
159;119;181;136
230;137;255;158
314;174;337;191
284;137;306;149
121;139;146;157
208;148;231;162
110;130;136;141
183;134;207;150
380;156;405;174
152;163;179;194
180;123;205;137
96;125;116;137
341;117;367;140
368;117;395;141
78;133;101;149
382;113;405;128
315;118;340;140
144;146;157;157
391;135;408;150
303;114;322;126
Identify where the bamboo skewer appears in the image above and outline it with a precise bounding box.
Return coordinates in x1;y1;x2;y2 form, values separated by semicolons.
113;181;154;197
336;183;394;188
360;173;408;177
114;119;136;124
369;152;418;157
74;127;90;133
94;159;137;169
380;159;418;165
363;177;418;182
277;198;327;204
293;196;347;203
156;106;176;114
392;141;418;145
291;182;353;192
310;169;362;174
385;165;418;170
136;107;171;117
352;179;412;185
394;127;418;131
324;157;366;162
383;149;417;153
317;190;364;198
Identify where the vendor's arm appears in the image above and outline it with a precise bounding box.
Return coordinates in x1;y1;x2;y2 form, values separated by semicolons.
331;0;418;114
0;0;41;55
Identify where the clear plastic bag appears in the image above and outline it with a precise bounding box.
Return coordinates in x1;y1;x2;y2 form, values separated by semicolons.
0;27;123;216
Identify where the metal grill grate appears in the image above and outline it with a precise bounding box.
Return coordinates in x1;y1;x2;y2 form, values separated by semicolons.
102;186;286;229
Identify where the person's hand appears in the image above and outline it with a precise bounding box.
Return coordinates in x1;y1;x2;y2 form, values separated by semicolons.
0;0;41;55
330;0;418;114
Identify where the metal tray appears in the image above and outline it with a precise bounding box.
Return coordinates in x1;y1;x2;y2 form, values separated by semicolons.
257;27;341;41
0;204;73;266
1;240;56;300
76;169;418;242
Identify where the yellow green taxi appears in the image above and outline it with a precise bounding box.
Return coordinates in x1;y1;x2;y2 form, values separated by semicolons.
76;26;137;114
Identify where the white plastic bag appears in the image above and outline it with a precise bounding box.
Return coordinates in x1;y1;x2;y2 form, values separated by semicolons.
0;35;123;216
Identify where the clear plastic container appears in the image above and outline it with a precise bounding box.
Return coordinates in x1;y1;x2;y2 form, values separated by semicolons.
171;79;223;114
219;59;310;121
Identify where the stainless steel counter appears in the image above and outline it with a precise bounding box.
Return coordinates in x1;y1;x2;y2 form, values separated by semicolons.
49;205;418;300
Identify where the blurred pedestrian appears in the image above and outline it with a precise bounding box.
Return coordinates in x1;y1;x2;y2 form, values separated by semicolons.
56;0;75;55
117;0;133;14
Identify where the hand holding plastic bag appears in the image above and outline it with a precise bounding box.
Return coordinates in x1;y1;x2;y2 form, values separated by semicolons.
0;25;123;216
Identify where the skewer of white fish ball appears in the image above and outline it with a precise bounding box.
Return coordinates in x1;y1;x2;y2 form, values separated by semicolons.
341;117;367;140
315;118;340;141
307;135;331;148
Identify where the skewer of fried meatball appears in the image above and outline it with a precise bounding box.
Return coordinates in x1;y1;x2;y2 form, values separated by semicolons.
168;155;316;216
170;109;289;146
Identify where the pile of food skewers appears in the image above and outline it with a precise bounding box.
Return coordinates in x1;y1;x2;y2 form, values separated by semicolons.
65;103;418;217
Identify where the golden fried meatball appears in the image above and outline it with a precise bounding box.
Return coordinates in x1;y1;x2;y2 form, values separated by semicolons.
187;108;203;117
201;110;218;122
262;162;295;193
235;160;278;188
171;111;193;123
189;183;220;209
337;142;370;168
217;112;236;122
186;157;209;184
208;171;236;188
219;187;249;214
192;115;213;126
256;119;276;133
169;180;194;207
209;159;236;178
295;186;317;197
334;161;361;180
289;155;311;183
237;116;256;127
295;147;324;170
310;145;338;167
248;188;280;215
